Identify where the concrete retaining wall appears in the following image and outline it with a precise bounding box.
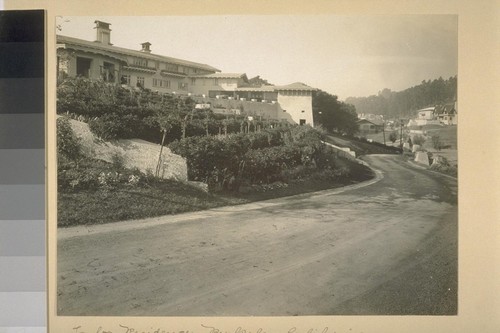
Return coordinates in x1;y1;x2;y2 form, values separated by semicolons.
414;151;430;166
322;141;357;161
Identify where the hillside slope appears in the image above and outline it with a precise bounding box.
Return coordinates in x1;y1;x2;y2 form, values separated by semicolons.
67;118;187;180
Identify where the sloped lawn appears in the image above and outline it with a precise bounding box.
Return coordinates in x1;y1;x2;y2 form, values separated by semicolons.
58;158;374;227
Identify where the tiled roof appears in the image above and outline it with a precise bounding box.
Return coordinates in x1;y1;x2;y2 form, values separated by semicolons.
273;82;317;91
236;82;317;93
417;106;436;112
435;103;456;114
57;35;221;72
357;118;384;126
189;73;247;79
235;85;276;92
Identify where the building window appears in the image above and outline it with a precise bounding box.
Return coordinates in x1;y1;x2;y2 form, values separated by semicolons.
100;62;115;82
137;76;145;88
164;80;171;88
133;58;148;67
165;63;178;73
300;119;306;125
76;57;92;78
121;75;130;85
191;78;196;85
153;78;159;87
213;78;219;86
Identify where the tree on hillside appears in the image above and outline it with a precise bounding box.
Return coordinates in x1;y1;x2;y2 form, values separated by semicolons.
153;95;194;176
313;90;359;135
154;94;203;176
180;97;196;139
248;75;273;86
345;75;457;119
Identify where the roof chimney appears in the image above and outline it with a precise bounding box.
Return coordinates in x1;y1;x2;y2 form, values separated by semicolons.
140;42;152;53
94;20;112;45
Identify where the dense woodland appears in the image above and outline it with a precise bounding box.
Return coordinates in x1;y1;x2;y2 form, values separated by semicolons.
345;76;457;119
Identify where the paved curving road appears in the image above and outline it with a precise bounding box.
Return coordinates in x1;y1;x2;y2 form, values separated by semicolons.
57;154;457;316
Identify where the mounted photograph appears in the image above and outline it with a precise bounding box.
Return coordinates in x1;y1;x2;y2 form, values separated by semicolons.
55;15;458;316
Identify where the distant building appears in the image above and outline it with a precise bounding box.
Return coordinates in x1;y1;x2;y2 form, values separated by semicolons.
357;113;384;122
408;104;457;127
417;107;436;120
57;20;317;126
357;118;384;134
434;102;457;125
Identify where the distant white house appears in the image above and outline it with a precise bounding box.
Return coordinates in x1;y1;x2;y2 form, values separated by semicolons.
418;107;435;120
409;106;441;127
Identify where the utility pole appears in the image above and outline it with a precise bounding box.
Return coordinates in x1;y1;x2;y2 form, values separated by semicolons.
400;119;404;149
382;121;386;145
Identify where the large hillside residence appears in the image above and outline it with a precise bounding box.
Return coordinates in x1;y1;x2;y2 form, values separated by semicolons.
57;20;317;126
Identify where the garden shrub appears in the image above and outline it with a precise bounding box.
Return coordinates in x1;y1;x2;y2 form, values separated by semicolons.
169;135;230;183
243;145;302;184
88;113;142;140
57;116;85;166
58;158;144;192
170;125;338;191
412;134;426;146
429;156;457;177
58;166;100;191
111;150;126;170
247;128;284;149
431;135;443;151
389;131;398;143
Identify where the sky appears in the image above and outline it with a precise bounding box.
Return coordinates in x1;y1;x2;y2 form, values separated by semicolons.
57;15;457;100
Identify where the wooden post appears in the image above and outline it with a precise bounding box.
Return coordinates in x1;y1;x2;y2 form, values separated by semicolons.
155;129;167;177
382;121;386;145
